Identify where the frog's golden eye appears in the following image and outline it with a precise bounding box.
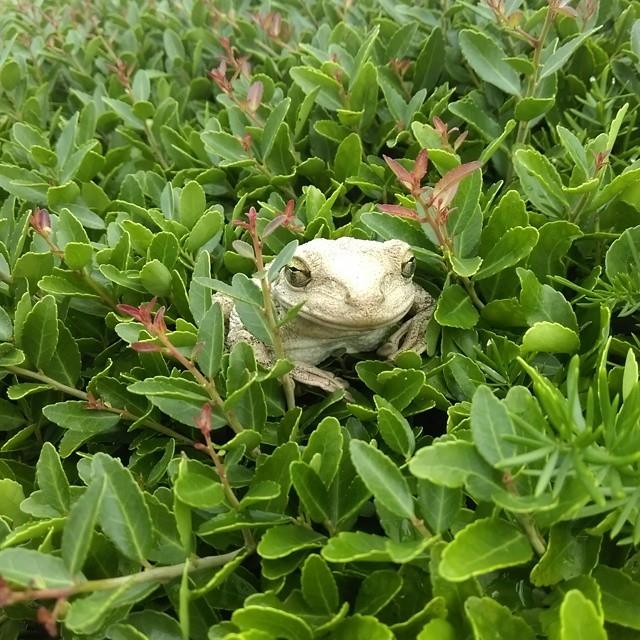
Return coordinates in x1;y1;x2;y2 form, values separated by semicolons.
284;263;311;288
401;255;416;278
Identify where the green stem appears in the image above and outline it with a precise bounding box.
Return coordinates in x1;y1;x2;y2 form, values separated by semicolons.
411;516;433;539
507;6;555;182
1;549;244;605
156;332;246;435
6;366;87;400
4;366;193;445
251;238;296;412
202;436;255;549
462;277;485;310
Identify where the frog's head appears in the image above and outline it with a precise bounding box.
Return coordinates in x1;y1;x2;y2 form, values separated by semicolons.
272;237;418;329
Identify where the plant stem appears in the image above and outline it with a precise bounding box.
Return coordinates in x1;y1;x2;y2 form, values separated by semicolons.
155;332;246;434
201;435;255;549
4;366;194;445
0;549;244;605
250;235;297;412
503;471;546;555
507;6;555;183
462;277;485;310
6;366;87;400
411;516;433;539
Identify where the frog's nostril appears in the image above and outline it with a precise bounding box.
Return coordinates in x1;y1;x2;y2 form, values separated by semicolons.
345;288;384;307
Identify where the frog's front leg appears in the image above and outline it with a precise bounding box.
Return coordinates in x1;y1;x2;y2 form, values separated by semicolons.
290;362;351;396
377;285;435;358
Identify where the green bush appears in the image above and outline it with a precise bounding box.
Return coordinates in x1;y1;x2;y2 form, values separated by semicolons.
0;0;640;637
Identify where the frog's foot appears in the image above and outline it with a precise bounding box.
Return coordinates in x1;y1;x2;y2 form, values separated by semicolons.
377;311;430;359
291;363;352;398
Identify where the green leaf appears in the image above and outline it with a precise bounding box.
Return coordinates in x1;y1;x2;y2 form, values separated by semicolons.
140;259;173;297
416;480;461;534
36;442;70;514
440;518;533;582
560;590;607;640
301;554;338;614
349;440;415;520
355;569;402;615
435;284;479;329
290;461;331;524
43;400;121;433
331;614;394;639
322;531;389;563
262;98;291;159
530;523;601;586
231;273;273;345
62;476;107;574
521;322;580;354
414;26;444;92
475;227;539;280
465;596;536;640
440;518;533;581
470;386;518;466
409;441;501;501
174;458;225;509
375;396;415;459
302;416;343;487
201;130;249;162
540;29;599;79
0;548;75;588
557;126;590;176
22;295;58;368
66;583;158;635
148;232;180;269
232;606;313;640
267;240;299;283
334;133;362;182
92;453;153;564
290;66;343;111
513;148;568;217
514;97;555;122
196;301;224;378
179;181;206;229
593;565;640;630
605;225;640;282
0;59;20;90
189;250;212;324
257;524;325;559
459;29;521;95
0;306;12;341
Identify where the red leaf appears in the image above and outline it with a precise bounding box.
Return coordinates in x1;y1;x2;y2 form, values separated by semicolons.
131;341;162;352
430;161;482;209
378;204;420;219
413;149;429;182
383;155;414;190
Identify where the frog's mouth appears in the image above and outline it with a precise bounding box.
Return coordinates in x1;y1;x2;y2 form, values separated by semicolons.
291;303;413;331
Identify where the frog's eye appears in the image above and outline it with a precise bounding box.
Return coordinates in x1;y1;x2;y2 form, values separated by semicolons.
284;264;311;288
401;256;416;278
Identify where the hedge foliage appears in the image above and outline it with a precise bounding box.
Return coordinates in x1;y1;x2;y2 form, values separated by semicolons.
1;0;640;638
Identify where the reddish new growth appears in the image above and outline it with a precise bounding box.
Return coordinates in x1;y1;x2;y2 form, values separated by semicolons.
433;116;468;153
208;37;263;122
390;58;411;79
233;201;304;254
253;11;284;40
29;207;52;236
380;144;482;250
195;402;212;440
116;298;167;353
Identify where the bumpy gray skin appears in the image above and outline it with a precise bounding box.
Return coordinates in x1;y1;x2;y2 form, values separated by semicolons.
214;237;435;394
